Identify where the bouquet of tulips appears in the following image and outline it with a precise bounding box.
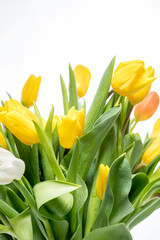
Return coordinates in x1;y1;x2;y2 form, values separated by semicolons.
0;57;160;240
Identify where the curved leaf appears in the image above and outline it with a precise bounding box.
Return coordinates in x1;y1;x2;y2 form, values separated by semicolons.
93;154;133;229
129;173;149;204
34;180;80;218
83;223;132;240
10;208;33;240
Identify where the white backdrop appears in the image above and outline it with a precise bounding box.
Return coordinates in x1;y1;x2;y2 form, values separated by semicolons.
0;0;160;239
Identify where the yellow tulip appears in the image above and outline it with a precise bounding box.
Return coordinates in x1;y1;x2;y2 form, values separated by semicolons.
74;65;91;98
21;75;41;108
57;107;85;149
142;117;160;165
150;118;160;138
96;164;110;200
142;138;160;165
0;99;40;145
0;132;7;149
111;61;156;105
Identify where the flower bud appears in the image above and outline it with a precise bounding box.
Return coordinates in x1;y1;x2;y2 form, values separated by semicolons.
57;107;85;149
21;75;41;108
96;164;110;200
134;92;159;121
0;99;40;145
111;61;156;105
74;65;91;98
0;148;25;185
142;137;160;165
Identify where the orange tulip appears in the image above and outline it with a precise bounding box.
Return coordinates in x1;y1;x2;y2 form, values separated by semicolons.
134;92;159;122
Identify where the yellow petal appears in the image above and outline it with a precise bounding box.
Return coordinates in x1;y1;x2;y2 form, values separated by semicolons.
74;65;91;98
151;118;160;138
4;99;39;123
57;115;81;149
111;61;145;96
142;137;160;165
0;132;7;149
68;107;85;136
96;164;110;200
128;84;151;105
4;111;39;145
21;75;41;108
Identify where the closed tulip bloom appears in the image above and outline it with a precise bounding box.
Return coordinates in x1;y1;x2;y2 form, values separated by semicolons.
96;164;110;200
111;61;156;104
57;107;85;149
0;99;40;145
21;75;41;108
0;148;25;185
52;115;60;132
74;65;91;98
134;92;159;121
142;137;160;165
0;132;7;149
142;118;160;165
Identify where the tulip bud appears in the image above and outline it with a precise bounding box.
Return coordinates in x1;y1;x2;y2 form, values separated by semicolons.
0;99;40;145
142;137;160;165
151;118;160;138
111;61;156;105
0;148;25;185
134;92;159;121
21;75;41;108
0;132;7;149
57;107;85;149
74;65;91;98
96;164;110;200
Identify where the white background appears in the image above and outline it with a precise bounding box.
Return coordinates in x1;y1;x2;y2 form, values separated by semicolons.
0;0;160;239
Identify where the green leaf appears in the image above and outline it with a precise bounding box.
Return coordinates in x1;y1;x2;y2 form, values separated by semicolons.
10;208;33;240
67;138;79;183
34;180;80;218
69;64;78;109
30;144;40;185
83;223;132;240
63;106;121;181
50;219;68;240
6;188;27;213
0;224;19;239
39;146;54;180
33;122;65;181
145;154;160;177
122;133;143;170
13;136;34;185
52;125;59;158
60;74;69;114
33;102;43;127
44;105;54;140
125;198;160;230
84;125;117;235
0;199;18;219
93;154;133;229
71;176;88;240
134;177;160;208
84;57;115;133
129;173;149;204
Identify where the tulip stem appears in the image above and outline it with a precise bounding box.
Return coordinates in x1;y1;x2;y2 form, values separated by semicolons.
130;120;138;133
107;89;114;98
121;105;133;139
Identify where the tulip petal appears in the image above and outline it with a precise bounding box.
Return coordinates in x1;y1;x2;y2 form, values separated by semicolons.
0;148;25;185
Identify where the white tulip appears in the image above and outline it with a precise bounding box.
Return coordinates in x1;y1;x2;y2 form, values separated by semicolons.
0;148;25;185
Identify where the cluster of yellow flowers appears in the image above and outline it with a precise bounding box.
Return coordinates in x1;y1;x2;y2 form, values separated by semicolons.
0;60;159;201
